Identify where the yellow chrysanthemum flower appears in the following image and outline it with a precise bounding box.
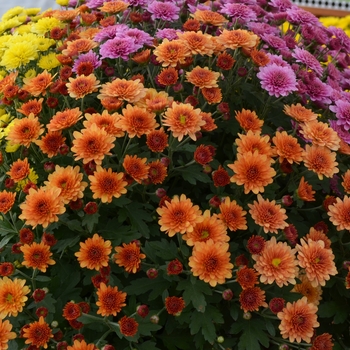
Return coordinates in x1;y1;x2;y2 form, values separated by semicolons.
0;109;7;118
56;0;70;5
1;7;25;21
0;113;14;128
35;38;56;52
16;169;39;191
0;17;23;32
38;52;61;71
24;69;37;79
13;24;33;35
0;41;37;70
5;142;20;153
31;17;63;35
24;8;42;16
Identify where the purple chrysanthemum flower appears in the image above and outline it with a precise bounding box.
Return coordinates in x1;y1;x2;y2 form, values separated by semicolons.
292;47;323;77
125;28;154;47
330;120;350;144
72;51;101;74
68;0;78;6
261;34;287;50
266;53;289;67
156;28;182;41
327;26;350;53
329;100;350;131
287;8;320;26
247;22;280;36
219;3;257;22
147;1;180;21
99;37;140;60
257;63;297;97
94;24;129;42
127;0;148;6
187;3;211;13
302;76;333;105
86;0;109;9
269;0;293;11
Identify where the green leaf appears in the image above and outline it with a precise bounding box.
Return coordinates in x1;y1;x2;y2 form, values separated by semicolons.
158;331;192;350
318;301;337;318
175;165;211;185
148;239;179;260
82;213;100;233
0;219;17;235
125;202;153;238
136;341;161;350
0;233;15;249
65;218;84;232
138;321;162;336
54;236;80;254
35;276;51;282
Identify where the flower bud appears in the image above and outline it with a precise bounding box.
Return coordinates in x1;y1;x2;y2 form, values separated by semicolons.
69;199;83;211
343;261;350;270
57;341;68;350
51;321;59;328
160;157;170;167
217;336;224;343
4;178;15;189
282;195;293;207
146;268;158;279
84;202;98;215
279;345;289;350
243;311;251;320
137;305;149;318
150;315;159;324
53;330;63;341
58;144;69;156
155;188;167;198
209;195;221;208
237;67;248;77
102;346;115;350
202;164;212;174
32;288;46;302
222;289;233;301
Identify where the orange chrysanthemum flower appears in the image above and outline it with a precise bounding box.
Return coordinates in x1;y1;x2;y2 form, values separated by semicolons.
191;9;228;26
183;210;229;246
35;131;66;158
99;0;129;13
118;316;139;337
23;316;52;349
147;160;167;184
297;176;315;202
248;195;288;234
146;128;169;152
7;114;44;147
98;78;145;103
310;333;334;350
218;197;247;231
19;187;66;228
186;66;220;89
71;123;116;165
22;70;53;96
177;31;215;56
20;242;55;272
283;103;318;123
236;266;259;289
217;29;258;50
66;74;100;99
157;67;179;86
201;87;222;104
83;110;124;137
45;165;87;204
0;319;16;350
122;154;149;183
341;169;350;194
339;138;350;155
100;96;123;111
189;240;233;287
200;112;217;131
272;131;303;164
62;38;98;57
156;194;203;237
163;102;205;141
89;166;127;203
0;277;30;318
0;71;18;93
96;283;127;317
228;151;276;194
235;109;263;133
0;191;16;214
292;273;322;305
300;121;340;151
75;233;112;271
63;301;81;320
252;236;298;287
239;287;268;313
328;195;350;231
250;49;270;66
305;227;331;249
136;89;173;113
236;131;273;158
67;340;96;350
153;39;191;67
47;107;82;132
7;158;30;182
165;296;186;315
119;104;158;138
303;145;339;180
277;297;319;343
132;49;151;64
212;166;230;187
17;98;44;116
114;241;146;273
296;238;337;287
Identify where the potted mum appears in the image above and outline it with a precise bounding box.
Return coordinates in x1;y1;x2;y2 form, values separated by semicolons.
0;0;349;349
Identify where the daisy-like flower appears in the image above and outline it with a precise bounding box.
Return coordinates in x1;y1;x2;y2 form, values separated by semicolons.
96;283;127;317
212;166;230;187
100;36;139;60
248;195;289;234
7;158;30;182
188;239;233;287
136;89;173;113
296;238;337;287
157;67;179;86
182;210;229;246
99;0;129;13
63;38;98;57
0;319;16;350
6;114;44;147
252;236;298;287
229;151;276;194
305;227;331;249
165;296;185;315
146;128;169;152
303;145;339;180
310;333;334;350
163;102;206;141
63;302;81;320
191;9;228;27
47;107;82;132
67;340;96;350
114;241;146;273
272;131;303;164
277;297;319;343
300;120;340;151
118;316;139;337
19;187;66;229
283;103;318;123
247;235;266;255
147;1;180;21
236;131;273;158
257;63;298;97
297;176;315;202
219;3;257;22
45;165;88;204
22;70;53;96
35;131;66;158
72;50;101;75
23;316;52;349
292;273;322;305
0;277;30;318
119;104;158;138
66;74;100;100
122;155;149;183
216;51;236;70
71;123;116;165
147;160;167;184
156;194;203;237
239;287;268;313
83;111;124;137
153;39;191;67
17;98;44;117
218;197;247;231
235;109;263;133
75;233;112;271
236;266;259;289
217;29;258;50
20;242;55;272
0;190;16;214
292;47;323;76
186;66;220;89
177;31;215;56
201;87;222;105
342;169;350;194
329;99;350;131
89;166;127;203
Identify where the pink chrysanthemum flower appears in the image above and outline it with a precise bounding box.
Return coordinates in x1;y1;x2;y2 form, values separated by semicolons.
147;1;180;21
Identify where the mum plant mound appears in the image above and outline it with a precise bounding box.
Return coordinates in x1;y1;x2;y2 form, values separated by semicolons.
0;0;350;349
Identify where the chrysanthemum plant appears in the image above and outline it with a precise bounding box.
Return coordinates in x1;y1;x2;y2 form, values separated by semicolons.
0;0;350;349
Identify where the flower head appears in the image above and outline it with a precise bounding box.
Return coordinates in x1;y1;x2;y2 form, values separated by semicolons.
66;74;100;99
47;108;82;132
0;319;16;350
272;131;303;164
7;158;30;183
122;155;149;183
292;273;322;305
310;333;334;350
0;191;16;214
165;296;185;315
118;316;138;337
239;287;268;313
235;109;263;133
23;316;52;349
328;195;350;231
114;242;146;273
96;283;127;317
67;340;96;350
147;1;180;21
186;66;220;89
20;242;55;272
297;176;315;202
218;197;247;232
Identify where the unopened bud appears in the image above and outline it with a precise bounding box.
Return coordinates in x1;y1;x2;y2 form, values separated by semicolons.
146;268;158;279
150;315;159;324
222;289;233;301
243;312;251;320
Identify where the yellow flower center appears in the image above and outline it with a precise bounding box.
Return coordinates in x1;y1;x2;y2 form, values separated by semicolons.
6;293;13;303
200;230;209;239
272;258;281;267
179;115;187;124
